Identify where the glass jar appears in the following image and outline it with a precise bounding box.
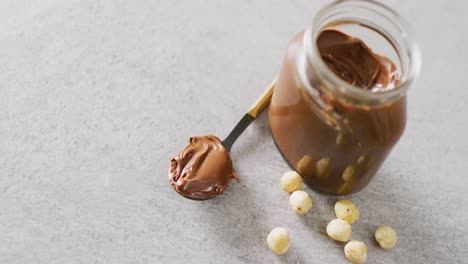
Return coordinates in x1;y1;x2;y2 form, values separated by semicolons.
269;0;421;195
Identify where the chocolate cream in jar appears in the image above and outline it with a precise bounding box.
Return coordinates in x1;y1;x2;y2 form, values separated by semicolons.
269;0;421;195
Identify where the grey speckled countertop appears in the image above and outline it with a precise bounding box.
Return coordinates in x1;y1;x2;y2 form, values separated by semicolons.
1;0;467;263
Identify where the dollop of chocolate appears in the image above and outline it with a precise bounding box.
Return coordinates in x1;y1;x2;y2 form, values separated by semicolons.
169;135;239;200
317;29;399;91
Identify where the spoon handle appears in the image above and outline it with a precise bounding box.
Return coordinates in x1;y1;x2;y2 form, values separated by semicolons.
222;78;277;151
246;77;277;118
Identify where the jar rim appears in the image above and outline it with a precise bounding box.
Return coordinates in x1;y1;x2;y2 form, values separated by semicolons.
304;0;421;103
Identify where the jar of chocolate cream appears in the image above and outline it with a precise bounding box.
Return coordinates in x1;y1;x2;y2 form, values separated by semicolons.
269;0;421;195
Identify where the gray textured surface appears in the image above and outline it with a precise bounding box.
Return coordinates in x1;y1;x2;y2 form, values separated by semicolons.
1;0;467;263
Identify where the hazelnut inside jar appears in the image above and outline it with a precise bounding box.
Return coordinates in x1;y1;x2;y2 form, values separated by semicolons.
269;0;421;195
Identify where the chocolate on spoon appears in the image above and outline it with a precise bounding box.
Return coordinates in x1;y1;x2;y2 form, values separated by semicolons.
169;79;276;200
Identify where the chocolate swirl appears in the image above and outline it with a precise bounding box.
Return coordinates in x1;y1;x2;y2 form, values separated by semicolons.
317;29;399;91
169;135;239;200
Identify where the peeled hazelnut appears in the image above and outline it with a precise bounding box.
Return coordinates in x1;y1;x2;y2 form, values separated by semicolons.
344;240;367;264
336;133;347;145
357;153;367;167
289;190;312;214
338;181;353;195
342;164;356;181
267;227;290;254
281;171;302;193
326;219;352;242
334;200;360;224
297;155;315;177
316;157;331;179
375;225;398;249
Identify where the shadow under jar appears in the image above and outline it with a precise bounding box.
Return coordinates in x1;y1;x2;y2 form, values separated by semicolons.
269;0;421;195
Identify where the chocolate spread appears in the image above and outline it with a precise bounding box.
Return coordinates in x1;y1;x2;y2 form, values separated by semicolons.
269;30;406;195
317;30;399;91
169;135;239;200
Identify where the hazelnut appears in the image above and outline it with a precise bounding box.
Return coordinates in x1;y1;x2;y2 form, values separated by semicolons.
336;133;347;145
326;219;352;242
281;171;302;193
289;190;312;214
338;181;353;195
297;154;315;177
334;200;360;224
344;240;367;264
342;164;356;182
267;227;290;254
357;153;367;167
375;225;397;249
316;157;331;179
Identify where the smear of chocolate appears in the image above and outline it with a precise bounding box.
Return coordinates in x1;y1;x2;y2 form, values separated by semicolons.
169;135;239;200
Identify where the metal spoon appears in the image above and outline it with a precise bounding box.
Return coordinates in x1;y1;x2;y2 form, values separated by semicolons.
169;78;276;200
